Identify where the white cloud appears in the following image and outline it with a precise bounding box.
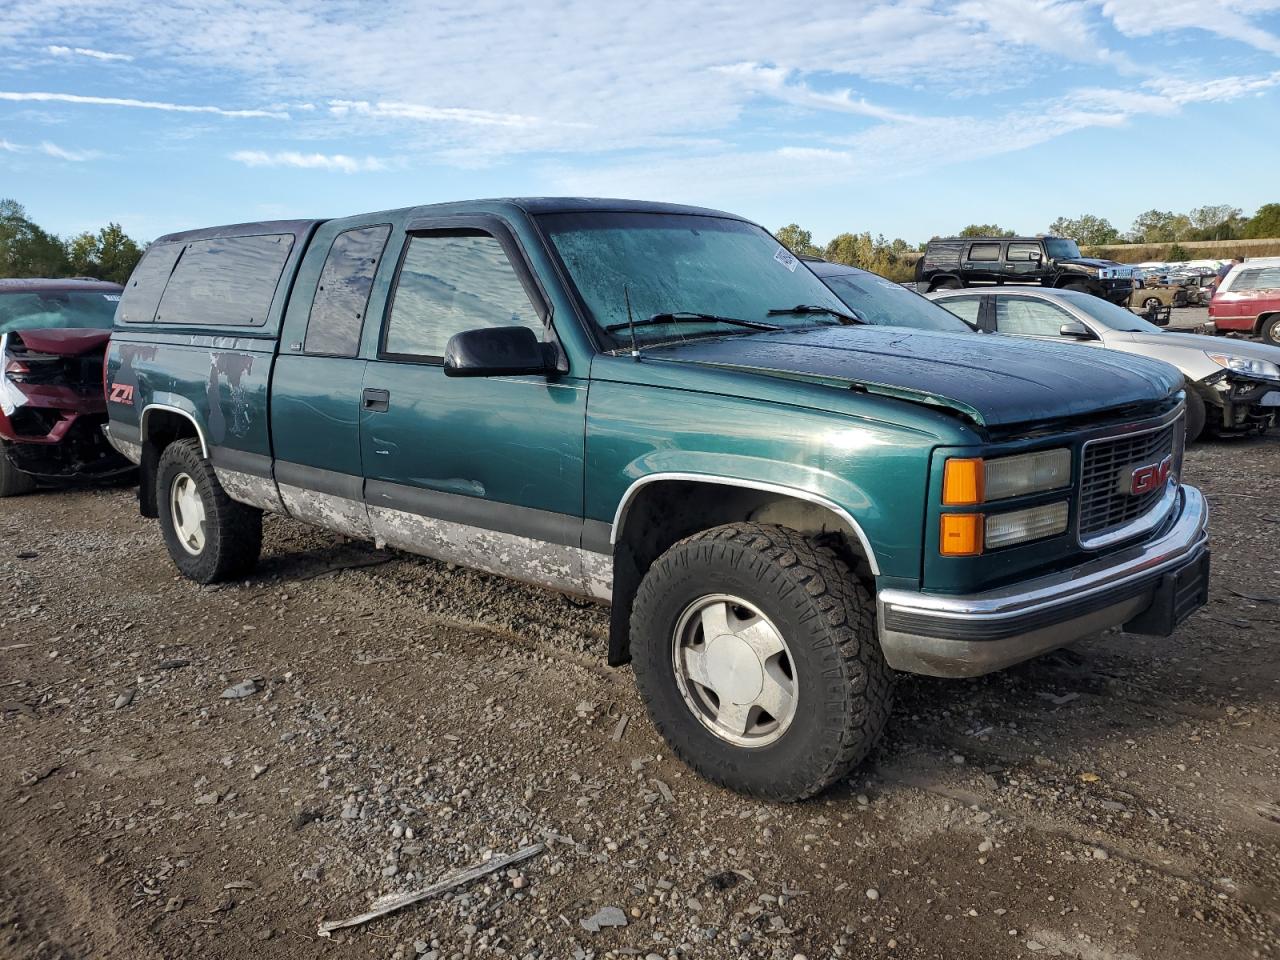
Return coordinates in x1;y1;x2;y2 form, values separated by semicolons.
1099;0;1280;55
229;149;387;173
47;43;133;61
0;90;285;118
714;63;927;124
327;99;551;128
0;137;103;160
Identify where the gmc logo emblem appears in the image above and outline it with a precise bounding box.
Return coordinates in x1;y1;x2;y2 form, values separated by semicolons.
1130;454;1173;496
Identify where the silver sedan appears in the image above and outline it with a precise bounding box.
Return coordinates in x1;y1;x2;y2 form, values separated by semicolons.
928;287;1280;442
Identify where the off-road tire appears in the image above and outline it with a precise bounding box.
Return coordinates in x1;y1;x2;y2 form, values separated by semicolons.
933;278;962;291
0;442;37;497
1063;281;1091;294
1261;314;1280;347
1143;297;1161;309
630;522;893;801
156;438;262;583
1183;380;1207;444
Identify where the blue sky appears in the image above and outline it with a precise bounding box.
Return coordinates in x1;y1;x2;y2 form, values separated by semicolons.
2;0;1279;246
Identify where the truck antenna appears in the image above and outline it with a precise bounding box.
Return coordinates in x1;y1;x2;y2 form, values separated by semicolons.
624;285;641;360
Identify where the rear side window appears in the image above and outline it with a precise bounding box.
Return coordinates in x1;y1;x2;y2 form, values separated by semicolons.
382;231;542;361
924;242;962;267
1231;267;1280;292
967;243;1001;262
303;224;391;356
939;296;982;325
118;242;183;323
155;233;294;327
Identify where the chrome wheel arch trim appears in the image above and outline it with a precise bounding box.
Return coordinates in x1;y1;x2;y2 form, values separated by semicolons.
610;472;881;577
141;402;209;459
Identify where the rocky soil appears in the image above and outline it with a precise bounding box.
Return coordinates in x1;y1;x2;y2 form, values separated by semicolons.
1;434;1277;960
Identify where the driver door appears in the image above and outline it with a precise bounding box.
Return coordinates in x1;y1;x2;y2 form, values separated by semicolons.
359;218;588;579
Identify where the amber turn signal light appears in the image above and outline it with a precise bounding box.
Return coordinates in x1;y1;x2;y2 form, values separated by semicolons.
940;514;984;556
943;458;984;506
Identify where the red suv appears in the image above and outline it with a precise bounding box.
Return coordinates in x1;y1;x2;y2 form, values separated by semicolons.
1210;258;1280;345
0;278;132;496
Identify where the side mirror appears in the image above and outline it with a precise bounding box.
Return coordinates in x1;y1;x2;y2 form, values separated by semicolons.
1059;321;1094;340
443;326;554;378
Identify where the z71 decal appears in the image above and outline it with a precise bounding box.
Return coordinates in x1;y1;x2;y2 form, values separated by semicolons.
108;383;135;405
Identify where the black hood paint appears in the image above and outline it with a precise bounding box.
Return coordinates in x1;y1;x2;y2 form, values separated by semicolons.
1058;257;1122;271
644;326;1182;429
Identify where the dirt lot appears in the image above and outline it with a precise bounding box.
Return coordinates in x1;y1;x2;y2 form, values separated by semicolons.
1;435;1277;960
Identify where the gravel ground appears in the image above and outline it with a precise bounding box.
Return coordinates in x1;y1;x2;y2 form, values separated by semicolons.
1;432;1277;960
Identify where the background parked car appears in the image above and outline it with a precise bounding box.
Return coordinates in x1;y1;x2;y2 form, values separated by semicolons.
929;286;1280;442
0;278;132;496
1209;257;1280;346
915;235;1136;304
802;257;976;333
1129;279;1192;310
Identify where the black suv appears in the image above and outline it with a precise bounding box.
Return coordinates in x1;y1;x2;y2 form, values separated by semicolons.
916;235;1135;305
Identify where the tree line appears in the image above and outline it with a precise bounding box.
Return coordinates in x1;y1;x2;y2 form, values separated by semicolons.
0;198;144;285
778;202;1280;281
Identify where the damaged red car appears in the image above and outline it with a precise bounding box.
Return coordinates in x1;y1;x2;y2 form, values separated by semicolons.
0;278;133;496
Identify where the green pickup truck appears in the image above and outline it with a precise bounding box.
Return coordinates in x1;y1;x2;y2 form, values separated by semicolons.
105;199;1210;800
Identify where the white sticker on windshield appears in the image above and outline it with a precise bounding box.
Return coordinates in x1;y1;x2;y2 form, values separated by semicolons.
774;247;798;272
103;294;121;301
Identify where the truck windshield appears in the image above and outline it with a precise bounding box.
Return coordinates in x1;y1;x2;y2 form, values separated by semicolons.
538;212;852;348
1044;238;1081;260
821;272;973;333
0;290;120;335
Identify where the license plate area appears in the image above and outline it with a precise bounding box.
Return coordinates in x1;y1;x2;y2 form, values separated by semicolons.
1122;550;1210;637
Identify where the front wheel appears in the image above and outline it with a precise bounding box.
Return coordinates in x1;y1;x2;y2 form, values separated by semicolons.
1184;381;1207;443
156;438;262;583
630;523;893;801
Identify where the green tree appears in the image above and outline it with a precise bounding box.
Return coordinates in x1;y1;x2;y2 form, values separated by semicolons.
1047;214;1120;246
775;223;820;257
1166;242;1191;262
0;198;69;278
1128;209;1194;244
1187;204;1245;241
68;222;143;283
958;223;1016;237
1243;203;1280;239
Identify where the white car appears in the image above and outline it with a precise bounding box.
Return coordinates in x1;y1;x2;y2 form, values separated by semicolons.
928;287;1280;442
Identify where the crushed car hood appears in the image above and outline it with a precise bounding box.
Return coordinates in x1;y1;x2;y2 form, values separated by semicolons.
12;328;113;356
644;326;1182;428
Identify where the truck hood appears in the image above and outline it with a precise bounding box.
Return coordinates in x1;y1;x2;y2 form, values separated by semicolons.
1059;257;1121;270
643;326;1182;429
12;328;113;356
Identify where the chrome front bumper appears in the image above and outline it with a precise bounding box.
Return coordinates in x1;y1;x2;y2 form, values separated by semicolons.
877;485;1209;678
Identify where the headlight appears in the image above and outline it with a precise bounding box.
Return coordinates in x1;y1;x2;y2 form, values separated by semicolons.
942;448;1072;505
1206;352;1280;380
985;502;1070;549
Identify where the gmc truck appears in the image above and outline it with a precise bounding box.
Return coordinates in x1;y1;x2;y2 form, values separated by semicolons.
105;199;1210;800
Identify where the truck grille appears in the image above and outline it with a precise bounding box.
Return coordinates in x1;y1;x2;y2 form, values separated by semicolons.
1078;418;1182;545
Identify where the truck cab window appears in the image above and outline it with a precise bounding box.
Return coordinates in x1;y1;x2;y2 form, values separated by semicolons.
382;232;541;361
304;224;391;356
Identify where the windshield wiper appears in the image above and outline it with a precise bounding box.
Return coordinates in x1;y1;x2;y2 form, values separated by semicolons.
767;304;864;325
604;311;781;333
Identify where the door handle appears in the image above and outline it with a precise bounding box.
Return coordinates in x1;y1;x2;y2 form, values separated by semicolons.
362;387;390;412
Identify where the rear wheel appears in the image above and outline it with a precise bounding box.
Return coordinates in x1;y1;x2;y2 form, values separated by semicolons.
1261;315;1280;347
630;522;893;801
0;441;37;498
156;438;261;583
1143;297;1162;309
933;278;962;291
